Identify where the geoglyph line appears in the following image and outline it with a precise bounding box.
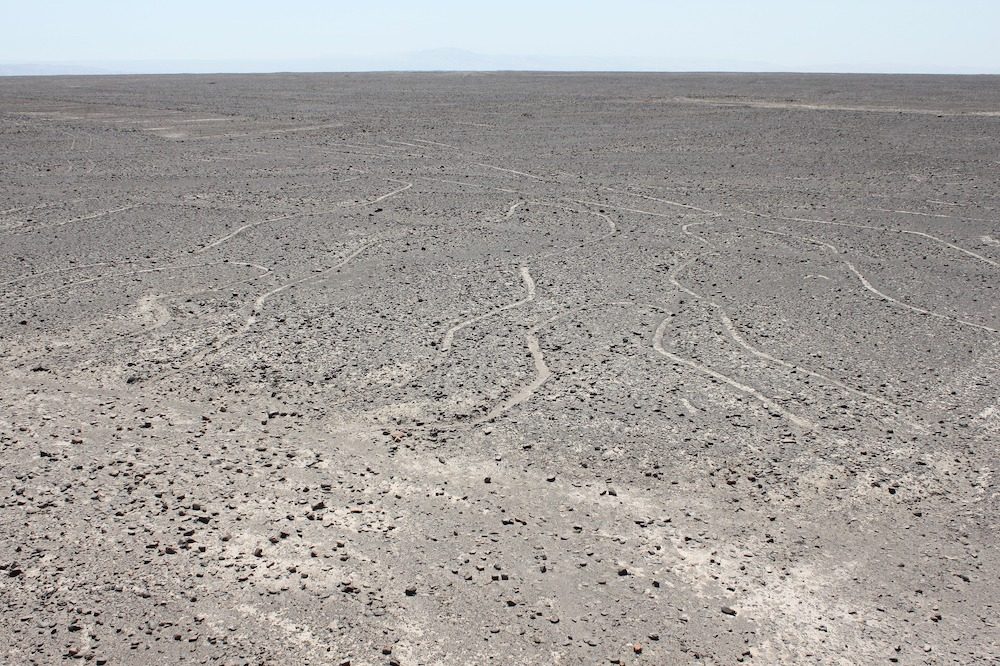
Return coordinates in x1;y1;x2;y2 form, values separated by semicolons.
867;206;997;224
473;300;669;427
741;207;998;268
671;96;1000;117
473;326;552;426
715;308;909;412
0;261;111;289
603;187;723;216
194;179;412;254
20;261;270;300
476;163;546;181
5;204;141;234
652;317;816;430
441;266;536;351
845;262;997;334
217;240;380;355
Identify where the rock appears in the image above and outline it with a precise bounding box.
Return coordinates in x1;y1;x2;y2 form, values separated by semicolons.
721;606;737;616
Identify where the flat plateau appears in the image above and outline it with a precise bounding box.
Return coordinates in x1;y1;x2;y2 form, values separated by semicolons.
1;72;998;664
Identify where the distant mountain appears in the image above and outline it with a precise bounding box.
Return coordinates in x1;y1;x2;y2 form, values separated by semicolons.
0;63;114;76
0;49;992;76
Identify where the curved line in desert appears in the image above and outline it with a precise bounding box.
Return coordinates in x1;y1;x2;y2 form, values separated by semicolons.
652;317;816;430
441;266;536;352
194;179;412;254
742;207;998;268
845;262;997;334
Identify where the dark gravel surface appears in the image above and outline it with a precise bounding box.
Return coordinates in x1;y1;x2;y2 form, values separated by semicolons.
1;72;998;664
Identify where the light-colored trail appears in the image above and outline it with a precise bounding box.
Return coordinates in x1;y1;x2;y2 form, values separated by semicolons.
475;163;546;181
745;226;841;254
473;329;551;426
405;137;493;158
668;258;703;299
194;179;411;254
502;200;525;219
219;240;379;354
667;254;904;426
385;139;426;149
741;207;999;268
533;202;618;259
603;187;723;216
0;261;111;289
416;175;520;195
441;266;536;352
7;204;141;234
680;220;718;248
179;122;345;141
194;212;305;254
866;206;998;224
468;283;662;428
672;96;1000;117
0;197;97;218
716;309;906;410
167;239;385;376
571;199;695;220
652;317;816;430
20;261;270;300
345;178;412;207
845;262;998;334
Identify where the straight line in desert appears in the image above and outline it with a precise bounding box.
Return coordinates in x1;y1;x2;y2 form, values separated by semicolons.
180;122;345;140
0;261;111;289
570;199;705;221
22;261;268;300
672;96;1000;117
6;204;141;235
0;198;95;217
475;163;546;181
408;137;492;158
866;206;998;224
603;187;723;216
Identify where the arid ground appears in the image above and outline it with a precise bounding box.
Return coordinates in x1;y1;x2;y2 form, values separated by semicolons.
1;73;998;664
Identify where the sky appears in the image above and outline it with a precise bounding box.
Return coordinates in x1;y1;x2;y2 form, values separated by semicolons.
2;0;999;74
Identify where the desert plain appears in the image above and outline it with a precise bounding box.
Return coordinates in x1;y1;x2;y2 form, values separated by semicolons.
0;73;998;664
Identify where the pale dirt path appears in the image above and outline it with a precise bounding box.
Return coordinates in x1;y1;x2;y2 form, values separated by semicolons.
12;260;269;301
652;316;817;431
3;204;141;235
845;261;998;334
741;207;999;268
194;179;412;255
440;266;536;352
672;96;1000;117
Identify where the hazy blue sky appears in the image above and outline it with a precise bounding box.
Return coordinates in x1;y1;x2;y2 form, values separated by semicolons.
2;0;999;73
